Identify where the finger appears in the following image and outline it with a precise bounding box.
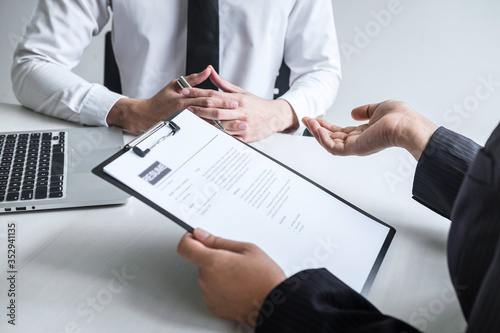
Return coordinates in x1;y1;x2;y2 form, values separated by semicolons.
182;88;239;108
304;117;345;137
201;118;245;134
301;117;311;126
194;228;249;253
183;96;239;111
188;106;242;121
182;87;230;100
316;118;345;133
177;232;220;267
329;141;348;156
316;127;336;151
303;118;326;148
316;126;363;157
302;117;321;134
351;103;382;121
330;128;374;156
312;118;332;128
302;117;320;139
184;67;212;87
219;120;248;132
329;131;348;141
303;117;330;144
339;126;361;135
208;65;245;93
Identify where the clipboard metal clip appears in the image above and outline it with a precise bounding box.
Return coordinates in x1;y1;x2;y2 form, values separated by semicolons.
130;121;180;158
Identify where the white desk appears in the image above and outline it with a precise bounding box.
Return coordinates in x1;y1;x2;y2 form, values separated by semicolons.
0;104;466;333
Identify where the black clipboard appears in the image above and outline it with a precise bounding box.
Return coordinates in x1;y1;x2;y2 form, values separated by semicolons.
92;110;395;296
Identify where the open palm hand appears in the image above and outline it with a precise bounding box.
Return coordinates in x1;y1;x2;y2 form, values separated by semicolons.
303;100;437;160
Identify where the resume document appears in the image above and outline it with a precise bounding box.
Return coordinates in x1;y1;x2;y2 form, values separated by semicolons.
102;111;394;293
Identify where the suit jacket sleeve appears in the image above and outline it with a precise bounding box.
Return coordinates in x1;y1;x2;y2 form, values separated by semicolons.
412;127;481;219
255;269;420;333
256;127;482;332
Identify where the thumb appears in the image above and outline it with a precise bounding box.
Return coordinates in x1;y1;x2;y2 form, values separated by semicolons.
194;228;248;253
184;66;212;87
177;231;216;267
351;103;381;121
208;65;243;93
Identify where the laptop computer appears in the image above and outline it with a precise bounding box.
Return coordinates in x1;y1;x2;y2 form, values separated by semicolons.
0;126;129;213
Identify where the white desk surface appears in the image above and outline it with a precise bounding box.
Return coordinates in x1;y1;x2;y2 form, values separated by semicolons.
0;103;466;333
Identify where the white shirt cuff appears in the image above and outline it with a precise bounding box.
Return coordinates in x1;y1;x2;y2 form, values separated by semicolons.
279;93;321;136
80;85;125;126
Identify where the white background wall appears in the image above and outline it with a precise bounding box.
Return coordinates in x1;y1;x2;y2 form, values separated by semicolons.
331;0;500;145
2;0;500;145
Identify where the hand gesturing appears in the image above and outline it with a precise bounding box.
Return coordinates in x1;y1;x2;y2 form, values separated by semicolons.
303;100;438;160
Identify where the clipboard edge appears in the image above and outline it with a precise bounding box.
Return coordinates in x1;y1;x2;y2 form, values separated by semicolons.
93;110;396;294
92;110;194;233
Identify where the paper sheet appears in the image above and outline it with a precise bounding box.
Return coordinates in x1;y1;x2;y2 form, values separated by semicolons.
103;111;393;293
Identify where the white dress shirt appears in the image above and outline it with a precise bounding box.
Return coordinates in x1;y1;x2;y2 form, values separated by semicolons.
12;0;341;134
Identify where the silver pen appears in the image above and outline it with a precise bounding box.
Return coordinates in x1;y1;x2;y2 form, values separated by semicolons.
177;76;226;132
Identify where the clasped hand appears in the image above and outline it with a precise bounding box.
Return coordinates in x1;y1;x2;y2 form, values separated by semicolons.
108;66;298;142
182;66;298;142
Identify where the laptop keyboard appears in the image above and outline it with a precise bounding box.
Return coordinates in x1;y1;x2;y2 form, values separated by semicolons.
0;131;66;202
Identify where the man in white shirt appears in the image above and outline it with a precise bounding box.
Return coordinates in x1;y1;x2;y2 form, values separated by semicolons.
12;0;341;142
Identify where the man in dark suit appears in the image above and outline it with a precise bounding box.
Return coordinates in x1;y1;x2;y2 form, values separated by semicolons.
177;100;499;332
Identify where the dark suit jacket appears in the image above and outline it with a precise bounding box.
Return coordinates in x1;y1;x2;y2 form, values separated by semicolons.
256;124;500;332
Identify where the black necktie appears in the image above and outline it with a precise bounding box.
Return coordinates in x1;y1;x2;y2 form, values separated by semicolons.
186;0;219;90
